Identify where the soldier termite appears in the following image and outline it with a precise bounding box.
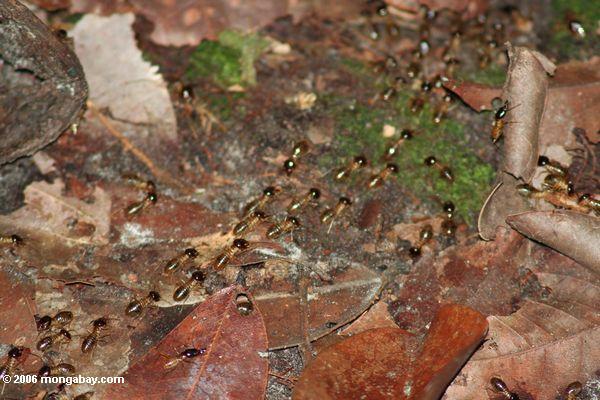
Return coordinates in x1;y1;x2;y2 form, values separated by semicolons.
173;270;206;302
287;188;321;214
37;329;72;352
408;224;434;259
125;291;161;318
236;293;254;316
368;163;398;189
266;216;300;239
321;197;352;233
243;186;280;216
384;130;413;159
125;192;158;217
162;347;206;370
424;156;453;182
283;141;310;175
489;377;520;400
233;211;268;237
164;248;199;274
335;156;367;180
213;239;250;271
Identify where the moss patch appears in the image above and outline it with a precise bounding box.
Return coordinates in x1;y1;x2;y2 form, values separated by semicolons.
185;30;268;87
456;63;506;86
549;0;600;60
322;87;494;223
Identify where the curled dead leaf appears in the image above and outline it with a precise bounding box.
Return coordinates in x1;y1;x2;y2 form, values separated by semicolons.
506;210;600;273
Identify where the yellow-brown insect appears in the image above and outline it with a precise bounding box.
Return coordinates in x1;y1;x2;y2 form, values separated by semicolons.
564;381;582;400
408;224;434;259
433;94;453;124
35;311;73;333
537;155;567;177
173;270;206;301
163;348;205;370
243;186;280;216
81;317;110;354
38;362;76;377
36;328;72;352
517;184;588;213
0;347;26;381
542;174;574;196
213;239;250;271
125;192;158;217
321;197;352;224
578;194;600;216
491;101;518;143
266;216;300;239
125;291;161;317
233;210;268;237
0;234;23;247
123;173;156;193
287;188;321;214
164;248;199;274
424;156;453;182
368;163;398;189
384;130;413;159
489;377;519;400
335;156;367;180
283;141;310;175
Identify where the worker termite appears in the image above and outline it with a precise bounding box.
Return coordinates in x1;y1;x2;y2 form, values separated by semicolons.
0;346;26;381
283;141;310;175
125;290;161;318
567;19;585;38
35;311;73;333
163;347;206;370
433;94;453;124
236;293;254;316
0;234;23;247
384;130;413;159
321;197;352;224
287;188;321;214
440;201;457;237
381;87;396;102
537;155;567;177
542;174;574;196
123;174;156;193
564;381;582;400
409;97;425;113
489;377;520;400
164;248;199;274
424;156;453;182
81;317;111;354
408;224;434;259
368;163;398;189
266;216;300;239
490;101;518;143
335;156;367;180
213;239;250;271
243;186;280;216
173;270;206;302
406;62;421;80
233;210;268;236
578;194;600;215
38;362;76;377
37;328;72;352
125;192;158;217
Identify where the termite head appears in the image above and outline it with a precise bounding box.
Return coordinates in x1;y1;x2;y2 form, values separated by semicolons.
233;238;250;250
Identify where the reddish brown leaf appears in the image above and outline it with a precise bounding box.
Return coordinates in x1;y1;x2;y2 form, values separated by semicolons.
293;304;487;400
105;286;268;400
340;301;398;336
506;210;600;274
27;0;71;11
444;272;600;399
502;44;555;182
385;0;489;18
443;79;501;111
0;271;36;345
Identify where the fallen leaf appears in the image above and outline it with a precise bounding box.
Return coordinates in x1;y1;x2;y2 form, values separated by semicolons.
0;270;36;345
292;304;488;399
444;272;600;399
506;210;600;274
70;0;132;14
340;301;398;336
71;13;176;140
27;0;70;11
385;0;489;19
105;286;269;399
0;179;111;246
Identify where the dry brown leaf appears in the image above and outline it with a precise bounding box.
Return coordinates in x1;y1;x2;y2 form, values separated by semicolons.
444;272;600;399
71;13;176;140
105;285;269;399
0;270;36;345
385;0;489;18
0;179;110;246
292;305;488;400
502;44;556;182
506;210;600;274
340;301;398;336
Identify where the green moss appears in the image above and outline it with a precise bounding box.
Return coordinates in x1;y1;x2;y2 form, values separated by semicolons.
457;63;506;86
323;89;494;223
549;0;600;59
185;30;268;87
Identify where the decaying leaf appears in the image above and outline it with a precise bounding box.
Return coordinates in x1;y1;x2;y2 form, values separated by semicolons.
340;301;398;336
506;210;600;273
106;286;269;399
0;179;110;246
444;272;600;399
0;270;36;345
292;304;487;400
385;0;489;18
71;13;176;139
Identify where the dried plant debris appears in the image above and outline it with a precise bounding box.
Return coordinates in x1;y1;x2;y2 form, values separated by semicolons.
0;0;87;164
444;272;600;399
